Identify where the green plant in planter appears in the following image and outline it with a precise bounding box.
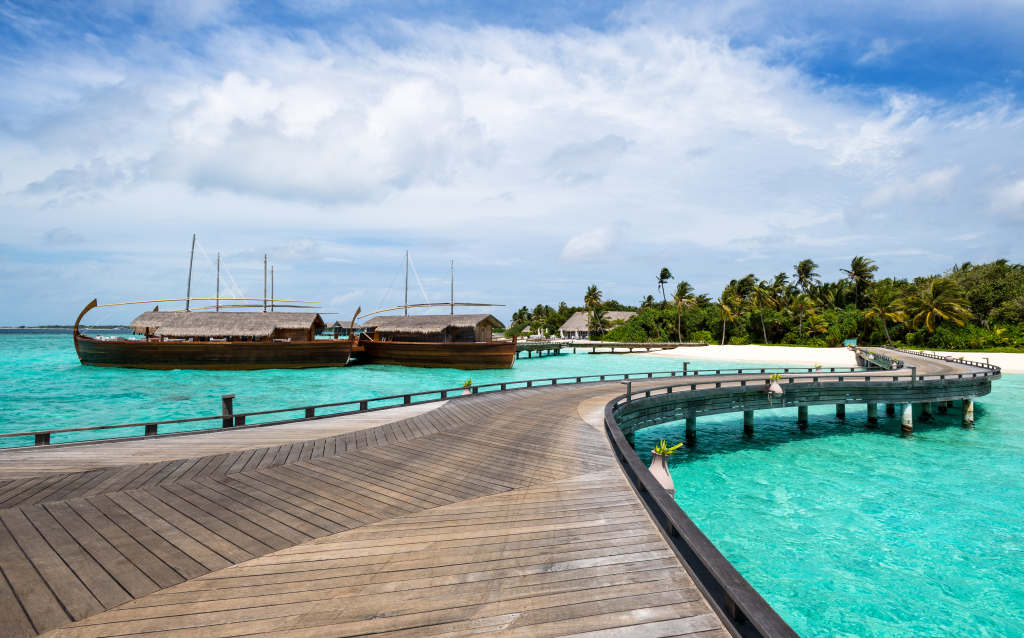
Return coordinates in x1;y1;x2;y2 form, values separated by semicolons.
652;440;684;456
769;373;782;380
463;379;473;387
814;363;822;370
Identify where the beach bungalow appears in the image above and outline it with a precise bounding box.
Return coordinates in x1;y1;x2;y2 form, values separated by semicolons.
330;320;362;337
360;314;505;343
558;311;636;340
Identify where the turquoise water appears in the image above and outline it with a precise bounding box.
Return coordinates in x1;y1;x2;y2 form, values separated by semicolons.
635;375;1024;637
0;332;707;446
4;332;1023;636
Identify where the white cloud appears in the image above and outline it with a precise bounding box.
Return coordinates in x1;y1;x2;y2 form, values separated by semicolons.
43;227;85;245
546;135;634;186
560;226;616;263
857;38;904;65
861;166;962;209
991;178;1024;212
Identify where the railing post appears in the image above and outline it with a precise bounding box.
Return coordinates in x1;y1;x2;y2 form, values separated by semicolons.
145;423;158;436
222;394;235;428
234;414;245;427
34;432;50;446
359;400;368;410
305;407;315;418
404;395;412;404
442;390;448;398
625;381;632;404
911;367;917;384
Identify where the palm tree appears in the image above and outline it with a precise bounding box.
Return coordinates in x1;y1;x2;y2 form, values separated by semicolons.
588;306;611;336
639;294;656;309
794;259;820;294
805;313;829;337
672;280;696;342
864;281;906;347
751;280;777;344
657;268;673;304
840;256;879;309
717;286;739;345
788;294;816;339
584;285;602;336
902;278;972;333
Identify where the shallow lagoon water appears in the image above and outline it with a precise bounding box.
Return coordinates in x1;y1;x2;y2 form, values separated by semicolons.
636;375;1024;637
3;332;1023;636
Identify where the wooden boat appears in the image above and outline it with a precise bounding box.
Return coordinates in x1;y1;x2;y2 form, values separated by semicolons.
73;300;354;370
356;338;516;370
354;315;515;370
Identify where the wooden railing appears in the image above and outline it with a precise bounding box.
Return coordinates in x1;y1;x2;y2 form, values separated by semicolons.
2;366;864;448
604;397;799;638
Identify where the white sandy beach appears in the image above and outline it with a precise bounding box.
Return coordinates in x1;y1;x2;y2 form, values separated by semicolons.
640;344;1024;374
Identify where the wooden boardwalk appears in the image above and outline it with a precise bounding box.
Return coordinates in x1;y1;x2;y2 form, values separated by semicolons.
0;381;731;638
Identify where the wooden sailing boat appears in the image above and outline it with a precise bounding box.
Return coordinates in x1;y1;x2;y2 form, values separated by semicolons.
73;236;354;370
353;253;516;370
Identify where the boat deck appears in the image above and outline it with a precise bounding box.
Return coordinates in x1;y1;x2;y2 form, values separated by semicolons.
0;381;730;638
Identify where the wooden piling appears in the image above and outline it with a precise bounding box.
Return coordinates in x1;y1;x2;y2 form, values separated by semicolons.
797;405;808;425
743;410;754;434
686;417;696;442
886;403;896;416
962;398;975;427
836;403;846;419
921;402;932;421
902;403;913;433
867;403;878;425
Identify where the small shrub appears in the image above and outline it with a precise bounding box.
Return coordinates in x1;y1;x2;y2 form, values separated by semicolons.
691;330;714;344
728;335;750;345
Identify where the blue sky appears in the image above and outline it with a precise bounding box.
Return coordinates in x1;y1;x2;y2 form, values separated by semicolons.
2;0;1023;325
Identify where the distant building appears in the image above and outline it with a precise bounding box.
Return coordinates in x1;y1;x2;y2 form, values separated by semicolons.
330;320;362;337
360;314;505;343
558;311;636;340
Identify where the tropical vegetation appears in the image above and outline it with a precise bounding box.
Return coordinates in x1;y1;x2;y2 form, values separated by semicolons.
504;258;1024;351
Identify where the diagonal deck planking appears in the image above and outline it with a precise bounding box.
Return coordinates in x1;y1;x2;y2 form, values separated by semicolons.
0;380;732;638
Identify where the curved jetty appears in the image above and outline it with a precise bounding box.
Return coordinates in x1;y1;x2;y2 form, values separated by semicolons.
0;349;996;638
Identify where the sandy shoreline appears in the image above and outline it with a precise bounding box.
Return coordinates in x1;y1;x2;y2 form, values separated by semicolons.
638;344;1024;374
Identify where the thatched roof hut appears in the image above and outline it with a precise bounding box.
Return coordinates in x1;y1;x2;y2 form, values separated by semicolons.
361;314;505;343
130;311;326;341
558;311;635;339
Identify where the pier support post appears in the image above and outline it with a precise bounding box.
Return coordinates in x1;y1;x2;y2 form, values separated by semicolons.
921;402;932;422
743;410;754;434
937;402;948;414
686;417;697;443
886;403;896;416
901;403;913;433
867;403;878;425
962;399;975;427
836;403;846;419
222;394;235;428
797;406;808;428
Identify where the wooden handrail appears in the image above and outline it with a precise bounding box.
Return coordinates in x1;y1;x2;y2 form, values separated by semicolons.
0;366;861;447
603;397;800;637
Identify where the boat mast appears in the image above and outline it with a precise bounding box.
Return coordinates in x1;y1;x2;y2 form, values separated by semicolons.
451;260;454;315
404;250;408;316
185;234;195;312
271;266;274;312
216;253;220;312
263;255;267;313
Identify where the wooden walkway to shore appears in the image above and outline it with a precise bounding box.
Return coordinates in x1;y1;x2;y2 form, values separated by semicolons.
0;381;730;638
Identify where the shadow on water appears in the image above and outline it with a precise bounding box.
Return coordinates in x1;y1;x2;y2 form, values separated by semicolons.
632;402;986;466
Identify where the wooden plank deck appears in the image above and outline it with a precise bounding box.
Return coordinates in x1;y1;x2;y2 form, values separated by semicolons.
0;381;733;638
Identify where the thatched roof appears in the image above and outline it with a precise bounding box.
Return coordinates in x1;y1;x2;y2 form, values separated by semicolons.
130;311;325;338
559;311;636;332
361;314;505;334
330;320;361;330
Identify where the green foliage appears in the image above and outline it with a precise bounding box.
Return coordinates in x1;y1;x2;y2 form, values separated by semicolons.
652;439;684;456
691;330;714;344
517;258;1024;352
463;379;473;387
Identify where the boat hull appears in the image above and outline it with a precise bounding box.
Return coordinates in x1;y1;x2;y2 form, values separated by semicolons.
74;335;353;370
357;341;515;370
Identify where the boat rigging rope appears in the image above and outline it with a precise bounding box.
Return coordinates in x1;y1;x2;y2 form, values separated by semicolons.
406;254;432;309
375;256;406;313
